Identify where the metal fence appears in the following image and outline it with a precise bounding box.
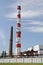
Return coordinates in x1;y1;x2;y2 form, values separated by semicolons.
0;57;43;63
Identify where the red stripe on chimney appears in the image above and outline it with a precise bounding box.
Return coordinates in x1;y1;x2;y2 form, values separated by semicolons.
16;44;21;47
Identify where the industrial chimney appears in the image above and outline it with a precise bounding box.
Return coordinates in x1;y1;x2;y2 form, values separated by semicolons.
9;26;13;57
16;6;21;56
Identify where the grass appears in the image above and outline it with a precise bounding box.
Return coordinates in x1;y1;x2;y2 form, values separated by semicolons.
0;63;43;65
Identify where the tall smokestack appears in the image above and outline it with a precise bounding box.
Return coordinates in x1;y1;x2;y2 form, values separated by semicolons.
16;6;21;55
9;26;13;57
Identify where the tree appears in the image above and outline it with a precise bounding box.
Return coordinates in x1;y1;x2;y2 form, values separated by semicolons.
1;51;7;58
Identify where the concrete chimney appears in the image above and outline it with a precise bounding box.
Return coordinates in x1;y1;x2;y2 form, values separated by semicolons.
9;26;13;57
16;6;21;56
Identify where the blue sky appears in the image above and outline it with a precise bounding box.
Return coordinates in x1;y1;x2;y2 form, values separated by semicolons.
0;0;43;54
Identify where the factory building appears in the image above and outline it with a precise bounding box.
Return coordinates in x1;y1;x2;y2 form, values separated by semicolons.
28;45;43;55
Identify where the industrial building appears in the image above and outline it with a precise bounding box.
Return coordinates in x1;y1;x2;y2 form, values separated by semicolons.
28;45;43;55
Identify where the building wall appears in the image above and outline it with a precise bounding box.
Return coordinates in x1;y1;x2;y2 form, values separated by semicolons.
34;45;43;54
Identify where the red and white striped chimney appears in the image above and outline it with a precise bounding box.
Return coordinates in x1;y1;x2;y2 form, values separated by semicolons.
16;6;21;55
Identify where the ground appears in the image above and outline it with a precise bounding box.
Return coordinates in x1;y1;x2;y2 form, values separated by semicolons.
0;63;43;65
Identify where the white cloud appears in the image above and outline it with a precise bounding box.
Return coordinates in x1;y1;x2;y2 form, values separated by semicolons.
21;20;43;26
21;10;43;18
6;12;17;19
28;21;43;25
22;20;43;32
5;0;43;19
28;26;43;32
